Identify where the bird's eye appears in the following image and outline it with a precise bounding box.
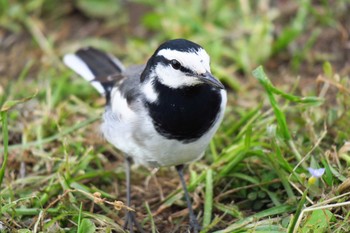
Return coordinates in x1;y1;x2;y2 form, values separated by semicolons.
170;59;181;70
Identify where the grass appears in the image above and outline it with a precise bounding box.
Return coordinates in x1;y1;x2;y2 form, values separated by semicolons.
1;0;350;232
0;111;8;187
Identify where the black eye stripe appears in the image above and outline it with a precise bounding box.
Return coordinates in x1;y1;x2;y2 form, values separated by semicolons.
179;66;193;75
153;55;195;75
168;59;193;74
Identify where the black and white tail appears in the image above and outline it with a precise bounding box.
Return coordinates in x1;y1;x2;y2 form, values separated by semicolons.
63;47;125;101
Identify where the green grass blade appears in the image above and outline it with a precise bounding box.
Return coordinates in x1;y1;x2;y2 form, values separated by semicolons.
203;168;213;227
272;0;310;55
252;66;291;142
0;90;38;112
287;188;308;233
252;66;312;167
1;116;99;152
78;218;96;233
5;207;60;216
0;111;9;187
77;202;83;233
145;202;156;233
268;83;323;106
225;105;261;136
215;204;295;233
213;203;242;218
271;141;295;199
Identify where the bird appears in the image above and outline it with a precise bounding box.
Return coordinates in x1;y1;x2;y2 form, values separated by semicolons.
63;38;227;233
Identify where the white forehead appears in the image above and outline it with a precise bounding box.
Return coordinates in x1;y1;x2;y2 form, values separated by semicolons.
157;48;211;73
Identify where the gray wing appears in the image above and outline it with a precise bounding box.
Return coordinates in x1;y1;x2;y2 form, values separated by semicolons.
118;64;146;104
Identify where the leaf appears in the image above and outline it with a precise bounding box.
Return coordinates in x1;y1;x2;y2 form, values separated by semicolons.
323;61;333;78
17;230;32;233
1;90;38;112
78;218;96;233
301;209;334;233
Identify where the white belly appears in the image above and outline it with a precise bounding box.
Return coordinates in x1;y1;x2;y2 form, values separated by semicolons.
101;89;226;167
101;110;209;167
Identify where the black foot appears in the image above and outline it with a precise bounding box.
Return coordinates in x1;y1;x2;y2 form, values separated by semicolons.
190;216;201;233
123;211;144;233
175;164;202;233
124;157;145;233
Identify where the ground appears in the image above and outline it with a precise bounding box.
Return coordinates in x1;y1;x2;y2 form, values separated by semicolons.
1;1;350;232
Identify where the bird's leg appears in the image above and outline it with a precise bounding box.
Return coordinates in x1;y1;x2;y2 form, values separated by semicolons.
123;156;145;233
124;156;133;232
176;164;201;233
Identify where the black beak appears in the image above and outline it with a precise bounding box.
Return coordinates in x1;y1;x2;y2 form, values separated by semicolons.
198;71;225;89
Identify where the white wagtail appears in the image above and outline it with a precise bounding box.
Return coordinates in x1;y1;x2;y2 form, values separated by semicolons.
63;39;227;233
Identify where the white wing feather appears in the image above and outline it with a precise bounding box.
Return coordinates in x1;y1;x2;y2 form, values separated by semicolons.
63;54;105;94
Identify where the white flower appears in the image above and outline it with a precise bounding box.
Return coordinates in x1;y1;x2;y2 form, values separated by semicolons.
308;167;325;178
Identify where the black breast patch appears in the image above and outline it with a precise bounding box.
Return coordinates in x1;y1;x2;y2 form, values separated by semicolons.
145;80;222;143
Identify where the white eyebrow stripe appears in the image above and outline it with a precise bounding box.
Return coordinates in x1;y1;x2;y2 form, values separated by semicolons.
157;48;211;73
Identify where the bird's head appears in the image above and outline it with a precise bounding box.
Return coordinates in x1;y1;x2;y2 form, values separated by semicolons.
141;39;224;90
